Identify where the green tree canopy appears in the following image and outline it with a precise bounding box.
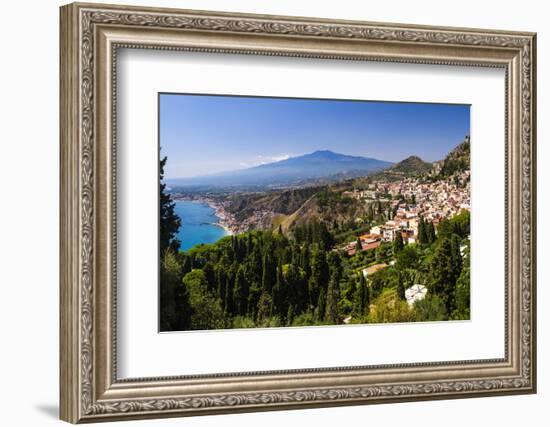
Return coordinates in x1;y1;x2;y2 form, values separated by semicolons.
183;269;225;330
414;295;447;321
159;155;181;255
159;249;191;331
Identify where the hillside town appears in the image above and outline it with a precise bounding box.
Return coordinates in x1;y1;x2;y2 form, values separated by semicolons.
342;169;470;256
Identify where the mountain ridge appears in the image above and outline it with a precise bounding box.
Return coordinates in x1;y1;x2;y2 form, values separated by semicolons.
167;150;394;189
390;155;433;175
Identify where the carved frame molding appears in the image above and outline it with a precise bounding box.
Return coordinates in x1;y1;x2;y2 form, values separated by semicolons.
60;2;536;423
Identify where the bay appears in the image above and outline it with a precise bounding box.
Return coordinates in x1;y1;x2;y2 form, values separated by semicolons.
174;200;229;251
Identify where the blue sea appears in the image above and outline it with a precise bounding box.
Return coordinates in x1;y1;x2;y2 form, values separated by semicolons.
174;201;229;251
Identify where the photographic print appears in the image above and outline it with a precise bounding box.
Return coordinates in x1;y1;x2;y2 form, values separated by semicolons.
159;94;471;332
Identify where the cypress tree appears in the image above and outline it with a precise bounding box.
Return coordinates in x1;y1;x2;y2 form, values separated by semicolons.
396;272;406;300
308;247;329;307
272;263;285;316
233;266;248;316
363;276;371;316
393;231;404;253
202;262;216;293
300;245;311;277
225;265;236;315
325;273;340;324
352;276;362;317
159;156;181;255
353;273;369;317
327;252;343;307
287;304;295;326
318;222;335;250
450;234;463;280
261;253;275;293
418;217;428;245
216;268;227;311
316;287;327;322
360;273;369;313
429;237;457;313
356;238;362;253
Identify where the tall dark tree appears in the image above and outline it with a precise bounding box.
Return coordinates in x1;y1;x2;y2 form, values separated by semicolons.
325;272;340;324
343;275;357;308
355;238;362;253
429;237;459;313
286;304;295;326
272;263;284;316
353;273;369;317
316;287;327;322
159;155;181;255
224;263;237;315
318;222;335;250
327;251;343;282
393;231;404;253
450;234;463;279
216;267;227;311
233;266;248;316
202;262;216;293
308;247;329;307
261;253;276;293
299;245;311;277
418;217;428;245
396;271;405;300
283;263;307;313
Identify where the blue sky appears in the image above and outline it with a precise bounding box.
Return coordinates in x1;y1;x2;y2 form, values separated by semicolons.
159;93;470;179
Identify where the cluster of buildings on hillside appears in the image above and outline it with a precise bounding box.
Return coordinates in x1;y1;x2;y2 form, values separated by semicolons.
343;170;470;256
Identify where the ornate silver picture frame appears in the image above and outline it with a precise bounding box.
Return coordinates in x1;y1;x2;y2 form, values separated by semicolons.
60;2;536;423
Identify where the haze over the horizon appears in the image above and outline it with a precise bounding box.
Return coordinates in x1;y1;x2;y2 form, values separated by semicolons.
160;93;470;179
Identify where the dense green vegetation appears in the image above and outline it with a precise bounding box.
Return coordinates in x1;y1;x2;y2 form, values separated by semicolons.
160;188;471;331
439;137;470;178
389;155;433;175
159;138;471;331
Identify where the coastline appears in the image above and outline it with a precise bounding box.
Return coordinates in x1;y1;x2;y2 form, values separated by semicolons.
210;205;234;236
173;196;235;236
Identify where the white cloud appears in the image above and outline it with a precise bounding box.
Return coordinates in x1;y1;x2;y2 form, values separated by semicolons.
239;154;290;168
260;154;290;163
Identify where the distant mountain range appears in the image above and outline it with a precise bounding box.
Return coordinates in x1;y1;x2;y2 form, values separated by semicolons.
167;150;394;189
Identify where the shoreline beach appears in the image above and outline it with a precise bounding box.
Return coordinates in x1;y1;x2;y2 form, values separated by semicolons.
172;196;236;236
